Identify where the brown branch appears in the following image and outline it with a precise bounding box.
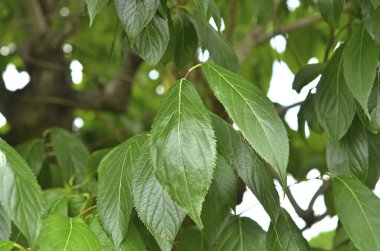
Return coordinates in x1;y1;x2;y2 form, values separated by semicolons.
26;0;48;35
306;180;330;212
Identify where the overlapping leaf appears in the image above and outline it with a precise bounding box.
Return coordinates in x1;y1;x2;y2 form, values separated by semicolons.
363;6;380;44
178;226;209;251
97;134;146;246
16;139;44;176
318;0;344;28
37;216;101;251
0;204;10;240
213;154;237;209
203;64;289;187
193;0;209;17
267;209;309;251
133;15;169;65
133;142;185;251
0;139;44;245
211;114;280;220
292;63;325;93
85;0;109;26
115;0;159;40
333;176;380;251
315;46;356;141
150;79;216;227
367;74;380;133
343;24;379;116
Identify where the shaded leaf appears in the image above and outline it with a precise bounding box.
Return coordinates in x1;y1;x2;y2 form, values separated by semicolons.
370;0;380;8
213;154;237;209
367;74;380;133
0;139;44;245
115;0;159;40
193;0;209;17
178;226;209;251
343;24;379;116
150;79;216;227
0;204;10;240
267;209;309;251
203;64;289;187
363;6;380;44
366;132;380;188
315;45;356;141
43;189;70;216
292;63;325;93
333;176;380;251
318;0;344;28
133;15;169;65
97;134;147;246
86;0;109;26
16;139;44;176
133;142;185;251
37;216;101;251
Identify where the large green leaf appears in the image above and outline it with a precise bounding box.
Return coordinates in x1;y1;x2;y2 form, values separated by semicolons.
178;226;209;251
85;0;109;26
343;24;379;116
211;113;280;221
173;11;198;70
317;0;344;28
97;134;146;247
133;15;169;65
211;215;267;251
48;128;90;182
150;79;216;227
132;142;185;251
213;154;237;209
0;204;10;240
193;0;209;17
292;63;325;93
267;209;309;251
326;119;369;180
315;46;356;141
115;0;158;40
367;74;380;133
37;216;101;251
0;139;44;245
333;176;380;251
363;7;380;44
367;132;380;188
16;139;44;176
203;63;289;187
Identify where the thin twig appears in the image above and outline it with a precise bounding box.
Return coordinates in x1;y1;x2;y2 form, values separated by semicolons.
78;205;97;217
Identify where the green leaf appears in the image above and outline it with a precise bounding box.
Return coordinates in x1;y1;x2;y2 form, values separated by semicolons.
370;0;380;8
48;128;90;182
150;79;216;227
37;216;101;251
0;204;10;240
85;0;109;26
292;63;325;93
132;142;185;251
88;216;115;251
173;11;198;70
363;6;380;44
213;154;237;209
326;119;369;180
267;209;309;251
193;0;210;17
16;139;44;176
317;0;344;28
194;17;239;72
211;215;267;250
133;15;169;65
97;134;147;247
115;0;159;40
0;241;13;251
0;139;44;245
367;74;380;133
333;176;380;251
211;114;280;221
178;226;209;251
203;63;289;187
367;132;380;188
43;189;70;216
253;0;272;23
315;45;356;141
343;24;379;116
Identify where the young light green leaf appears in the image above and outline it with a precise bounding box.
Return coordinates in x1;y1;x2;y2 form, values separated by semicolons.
0;139;44;246
326;119;369;181
0;204;10;240
211;113;280;221
133;15;169;65
333;176;380;251
343;24;379;116
213;154;237;209
37;216;101;251
317;0;344;28
267;209;310;251
151;79;216;228
48;128;90;182
115;0;159;40
193;0;210;17
292;63;325;93
364;7;380;44
133;142;185;251
97;134;147;247
0;241;13;251
173;11;198;70
16;139;44;176
203;64;289;187
211;215;267;250
315;45;356;141
85;0;109;26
